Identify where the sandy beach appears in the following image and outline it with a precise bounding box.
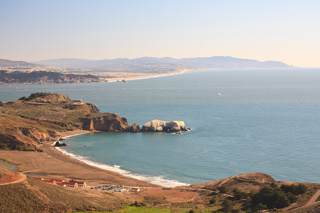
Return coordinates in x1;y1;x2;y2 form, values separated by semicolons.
105;69;190;83
0;130;159;188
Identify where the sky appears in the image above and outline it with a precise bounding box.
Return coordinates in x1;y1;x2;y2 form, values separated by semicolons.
0;0;319;67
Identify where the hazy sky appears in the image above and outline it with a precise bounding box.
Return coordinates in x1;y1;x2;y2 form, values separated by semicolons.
1;0;319;67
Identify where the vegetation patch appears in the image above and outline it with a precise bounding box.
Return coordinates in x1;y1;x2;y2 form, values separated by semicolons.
251;183;307;210
0;70;100;84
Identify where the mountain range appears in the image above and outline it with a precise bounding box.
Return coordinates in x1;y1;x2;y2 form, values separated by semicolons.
33;56;293;72
1;56;293;74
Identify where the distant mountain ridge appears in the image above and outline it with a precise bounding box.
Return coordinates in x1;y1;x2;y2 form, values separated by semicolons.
33;56;293;71
0;59;41;67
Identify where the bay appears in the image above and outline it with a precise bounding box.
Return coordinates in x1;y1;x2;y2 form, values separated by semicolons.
1;68;320;186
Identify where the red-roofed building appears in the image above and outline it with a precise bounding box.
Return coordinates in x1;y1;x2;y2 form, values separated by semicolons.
33;178;81;188
69;181;87;187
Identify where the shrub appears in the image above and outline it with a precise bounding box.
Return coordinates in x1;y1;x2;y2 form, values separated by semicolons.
252;183;298;209
280;183;307;195
217;185;229;193
209;198;216;204
20;92;52;101
233;188;249;200
256;203;267;211
222;199;236;212
0;101;3;106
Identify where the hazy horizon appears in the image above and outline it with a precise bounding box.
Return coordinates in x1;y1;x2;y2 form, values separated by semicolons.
1;0;319;67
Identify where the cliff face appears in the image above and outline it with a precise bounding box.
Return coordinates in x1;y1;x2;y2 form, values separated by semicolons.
81;113;131;132
0;113;59;151
0;93;135;151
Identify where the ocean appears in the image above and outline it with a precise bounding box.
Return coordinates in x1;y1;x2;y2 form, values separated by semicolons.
1;68;320;187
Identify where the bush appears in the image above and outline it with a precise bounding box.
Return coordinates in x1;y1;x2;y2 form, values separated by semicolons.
233;188;249;200
209;198;216;204
217;185;229;193
252;183;298;209
280;183;307;195
20;92;52;101
0;101;3;106
222;199;236;212
256;203;267;211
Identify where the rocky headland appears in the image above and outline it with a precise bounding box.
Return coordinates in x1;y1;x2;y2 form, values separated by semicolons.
0;93;139;151
0;93;190;151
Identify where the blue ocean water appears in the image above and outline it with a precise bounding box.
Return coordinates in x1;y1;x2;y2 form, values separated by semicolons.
1;69;320;186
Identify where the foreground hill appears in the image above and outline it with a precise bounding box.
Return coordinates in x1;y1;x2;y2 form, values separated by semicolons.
0;93;137;151
0;170;320;212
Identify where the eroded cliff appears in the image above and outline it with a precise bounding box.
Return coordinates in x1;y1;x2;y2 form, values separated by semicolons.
0;93;135;151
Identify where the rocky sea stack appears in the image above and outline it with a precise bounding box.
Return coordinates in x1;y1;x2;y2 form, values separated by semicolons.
141;120;187;132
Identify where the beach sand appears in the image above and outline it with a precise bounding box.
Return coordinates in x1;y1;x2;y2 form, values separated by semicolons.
105;69;189;83
0;130;159;187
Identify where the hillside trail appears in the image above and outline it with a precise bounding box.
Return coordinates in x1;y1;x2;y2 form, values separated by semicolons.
0;173;27;186
281;189;320;212
306;189;320;207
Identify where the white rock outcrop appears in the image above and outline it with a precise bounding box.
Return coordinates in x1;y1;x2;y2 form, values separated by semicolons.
141;120;187;132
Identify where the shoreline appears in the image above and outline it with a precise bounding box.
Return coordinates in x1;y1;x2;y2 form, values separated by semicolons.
54;131;188;187
0;69;191;187
105;69;190;82
0;130;161;188
0;130;187;188
0;69;191;86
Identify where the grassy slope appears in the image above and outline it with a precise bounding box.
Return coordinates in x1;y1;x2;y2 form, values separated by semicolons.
0;176;126;213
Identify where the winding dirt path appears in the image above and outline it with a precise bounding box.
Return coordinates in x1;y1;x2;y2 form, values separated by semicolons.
0;173;27;186
306;189;320;207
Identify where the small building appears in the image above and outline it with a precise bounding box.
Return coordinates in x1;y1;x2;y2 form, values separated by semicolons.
69;181;87;188
57;182;78;188
72;99;84;104
130;187;140;192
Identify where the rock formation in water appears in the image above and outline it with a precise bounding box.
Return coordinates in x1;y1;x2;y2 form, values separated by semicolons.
81;114;131;132
141;120;187;132
129;123;140;133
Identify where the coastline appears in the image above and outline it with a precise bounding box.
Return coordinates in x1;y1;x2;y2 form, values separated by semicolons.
0;130;160;188
0;69;191;187
0;69;191;85
0;130;187;187
55;131;188;187
106;69;190;83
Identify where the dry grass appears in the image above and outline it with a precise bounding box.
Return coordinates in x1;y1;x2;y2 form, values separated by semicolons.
0;176;127;213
